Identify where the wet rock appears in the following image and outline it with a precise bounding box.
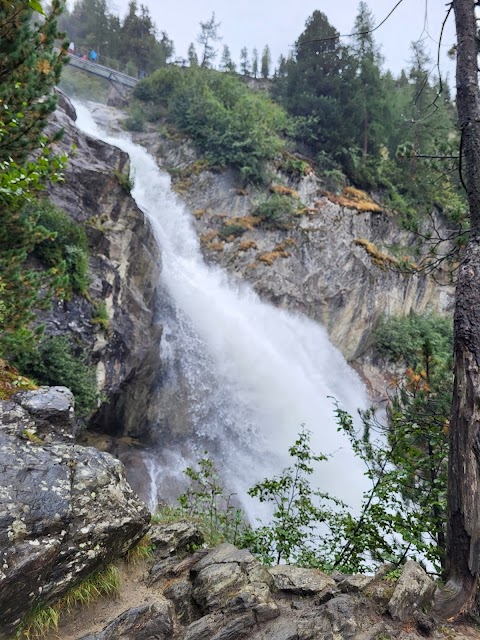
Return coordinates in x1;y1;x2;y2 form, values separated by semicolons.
55;87;77;121
79;601;174;639
0;394;150;638
150;521;204;559
163;579;199;625
192;562;247;612
268;565;337;598
14;386;76;442
46;101;162;442
184;613;223;640
387;561;435;622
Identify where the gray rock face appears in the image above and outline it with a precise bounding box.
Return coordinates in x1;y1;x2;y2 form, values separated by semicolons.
45;102;162;439
132;127;454;399
79;602;174;640
0;393;150;638
14;386;76;442
387;561;436;621
268;564;337;597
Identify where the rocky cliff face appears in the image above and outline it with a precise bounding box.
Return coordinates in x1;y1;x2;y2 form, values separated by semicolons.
132;128;454;396
45;95;162;436
0;388;149;638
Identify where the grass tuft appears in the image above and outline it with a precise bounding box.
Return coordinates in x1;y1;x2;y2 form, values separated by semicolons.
16;565;120;639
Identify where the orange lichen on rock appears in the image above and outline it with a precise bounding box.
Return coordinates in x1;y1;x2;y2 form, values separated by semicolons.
206;241;224;252
200;230;218;245
325;187;382;213
294;207;317;216
258;240;293;266
353;238;397;268
270;185;300;198
239;240;257;251
226;216;261;231
193;209;206;219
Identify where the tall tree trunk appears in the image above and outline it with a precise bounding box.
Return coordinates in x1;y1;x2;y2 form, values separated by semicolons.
434;0;480;619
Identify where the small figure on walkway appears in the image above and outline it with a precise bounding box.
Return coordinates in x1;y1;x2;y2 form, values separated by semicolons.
139;69;146;79
68;41;75;54
89;49;97;63
81;53;87;60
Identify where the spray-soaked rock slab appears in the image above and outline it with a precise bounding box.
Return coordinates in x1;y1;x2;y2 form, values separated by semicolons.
79;602;174;640
0;393;149;638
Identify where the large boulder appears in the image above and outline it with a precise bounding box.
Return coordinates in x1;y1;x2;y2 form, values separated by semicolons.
387;561;436;622
0;391;150;638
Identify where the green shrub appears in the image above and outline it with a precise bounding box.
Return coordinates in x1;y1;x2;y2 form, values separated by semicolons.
218;224;246;240
374;313;453;369
13;335;98;417
135;66;288;183
124;105;145;132
113;168;135;193
92;301;110;332
253;193;297;227
32;200;89;295
176;454;245;546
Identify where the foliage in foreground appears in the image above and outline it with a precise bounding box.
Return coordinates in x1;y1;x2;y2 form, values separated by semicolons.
171;314;452;576
17;565;120;639
0;0;69;359
13;336;98;417
133;66;288;182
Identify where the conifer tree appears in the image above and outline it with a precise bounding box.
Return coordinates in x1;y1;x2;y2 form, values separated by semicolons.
261;45;271;78
197;12;221;68
252;48;259;78
351;2;386;162
240;47;250;75
188;42;198;66
220;45;236;73
0;0;68;357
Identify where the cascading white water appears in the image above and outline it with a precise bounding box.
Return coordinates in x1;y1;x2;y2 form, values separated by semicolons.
74;102;370;519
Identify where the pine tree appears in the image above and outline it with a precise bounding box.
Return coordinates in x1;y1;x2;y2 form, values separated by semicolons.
220;45;236;73
197;12;221;68
240;47;250;75
252;48;259;78
0;0;66;163
261;45;271;78
351;2;386;162
188;42;199;66
0;0;68;357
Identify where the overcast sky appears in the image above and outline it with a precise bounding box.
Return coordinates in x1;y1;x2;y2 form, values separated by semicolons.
107;0;456;81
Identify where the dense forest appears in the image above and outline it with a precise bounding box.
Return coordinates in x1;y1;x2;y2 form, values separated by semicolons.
60;0;466;232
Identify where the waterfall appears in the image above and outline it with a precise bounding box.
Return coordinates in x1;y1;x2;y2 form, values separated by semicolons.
73;102;369;520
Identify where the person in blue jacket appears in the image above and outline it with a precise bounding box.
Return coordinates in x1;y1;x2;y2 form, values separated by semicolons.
89;49;97;63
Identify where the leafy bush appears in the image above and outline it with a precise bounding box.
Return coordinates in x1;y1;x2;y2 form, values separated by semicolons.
134;66;288;182
242;429;346;567
374;313;453;369
173;454;245;546
253;193;297;227
32;200;89;295
218;223;246;240
13;336;98;417
124;105;146;132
